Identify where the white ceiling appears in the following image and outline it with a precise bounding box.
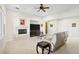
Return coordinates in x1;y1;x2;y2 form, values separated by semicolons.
5;4;79;21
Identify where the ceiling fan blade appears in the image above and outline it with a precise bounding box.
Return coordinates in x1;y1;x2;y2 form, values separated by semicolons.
42;9;46;12
43;7;49;9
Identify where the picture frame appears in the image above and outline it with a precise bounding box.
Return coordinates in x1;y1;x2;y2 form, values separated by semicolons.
50;24;53;27
20;18;25;25
72;23;76;27
41;24;43;27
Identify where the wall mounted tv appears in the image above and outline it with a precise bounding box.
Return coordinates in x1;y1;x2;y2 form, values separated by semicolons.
30;24;40;37
18;29;27;34
30;24;40;30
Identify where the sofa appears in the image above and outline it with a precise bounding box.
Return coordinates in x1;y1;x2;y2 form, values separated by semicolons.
44;32;68;52
52;32;68;52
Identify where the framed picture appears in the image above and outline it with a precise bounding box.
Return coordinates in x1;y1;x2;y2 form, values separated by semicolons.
50;24;53;27
20;18;25;25
72;23;76;27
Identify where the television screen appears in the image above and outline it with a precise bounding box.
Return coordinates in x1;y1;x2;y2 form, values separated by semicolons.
30;24;40;30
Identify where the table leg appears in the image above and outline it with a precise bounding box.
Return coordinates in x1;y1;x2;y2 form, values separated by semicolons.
36;44;39;54
48;45;51;54
42;48;44;54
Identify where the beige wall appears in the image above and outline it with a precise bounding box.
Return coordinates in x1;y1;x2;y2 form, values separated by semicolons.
47;17;79;40
0;7;2;40
47;20;58;35
40;21;46;35
6;10;30;41
0;5;6;52
5;9;46;41
0;5;6;40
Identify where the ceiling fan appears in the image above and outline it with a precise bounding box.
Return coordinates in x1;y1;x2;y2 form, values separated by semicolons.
36;4;49;12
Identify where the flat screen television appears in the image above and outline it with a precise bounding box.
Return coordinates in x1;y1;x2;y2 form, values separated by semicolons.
30;24;40;37
18;29;27;34
30;24;40;30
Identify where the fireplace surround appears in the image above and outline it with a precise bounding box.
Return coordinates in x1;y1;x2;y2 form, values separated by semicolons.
18;29;27;34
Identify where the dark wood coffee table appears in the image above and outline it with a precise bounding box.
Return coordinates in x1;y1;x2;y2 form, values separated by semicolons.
36;41;51;54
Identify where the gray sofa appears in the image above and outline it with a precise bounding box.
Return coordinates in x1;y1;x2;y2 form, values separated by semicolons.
52;32;68;52
37;32;68;53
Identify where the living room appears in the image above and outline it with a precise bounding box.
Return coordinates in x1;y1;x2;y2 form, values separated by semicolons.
0;4;79;54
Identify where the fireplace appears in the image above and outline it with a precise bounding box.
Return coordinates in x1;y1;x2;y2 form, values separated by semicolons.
18;29;27;34
30;24;40;37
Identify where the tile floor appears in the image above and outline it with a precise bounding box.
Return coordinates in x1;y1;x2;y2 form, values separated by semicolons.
54;38;79;54
0;37;79;54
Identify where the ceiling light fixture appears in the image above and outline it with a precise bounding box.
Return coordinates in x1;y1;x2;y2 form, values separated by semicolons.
36;4;49;12
15;5;20;10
